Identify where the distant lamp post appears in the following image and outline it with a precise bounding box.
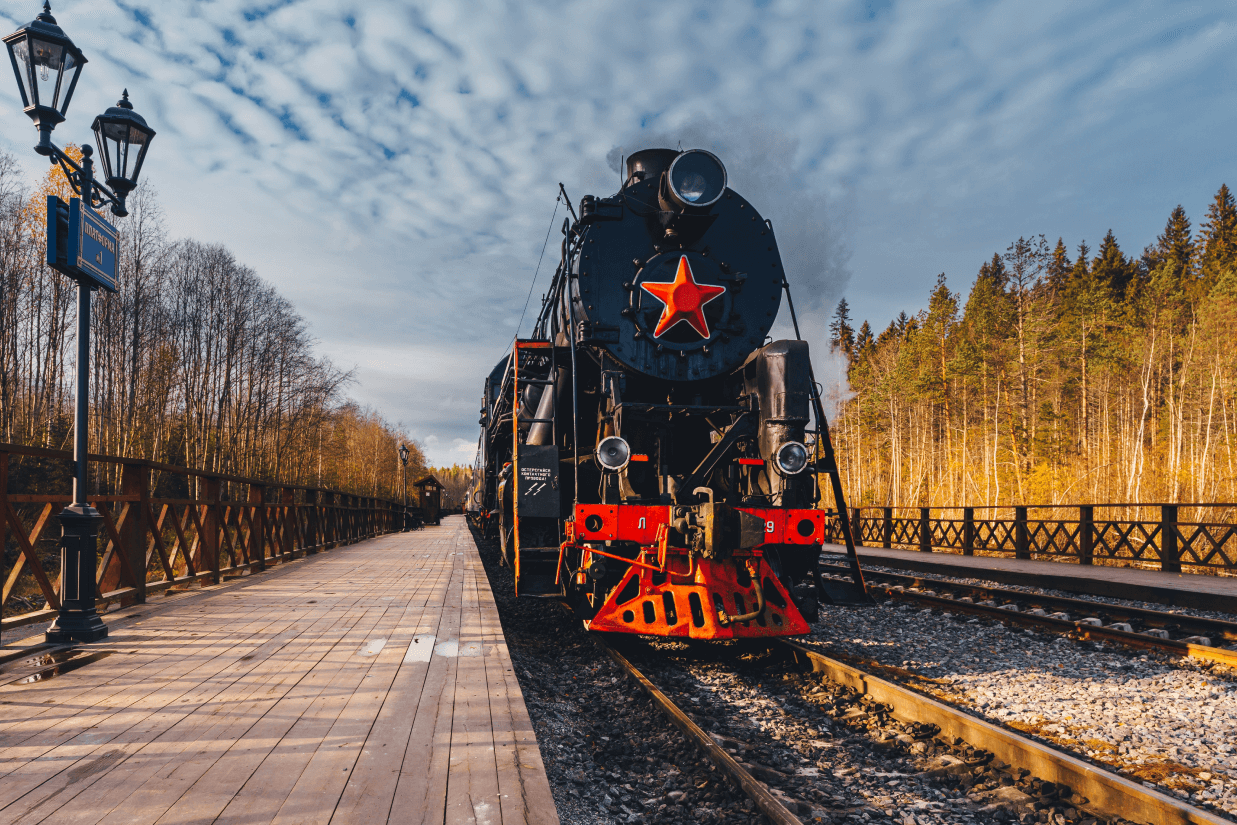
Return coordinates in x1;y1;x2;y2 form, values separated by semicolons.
5;2;156;643
398;444;409;531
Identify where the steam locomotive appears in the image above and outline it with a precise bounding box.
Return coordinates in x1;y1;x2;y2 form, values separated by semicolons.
467;148;867;639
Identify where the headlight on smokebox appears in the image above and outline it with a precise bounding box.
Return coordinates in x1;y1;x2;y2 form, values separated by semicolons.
595;436;631;472
774;441;810;475
667;149;727;208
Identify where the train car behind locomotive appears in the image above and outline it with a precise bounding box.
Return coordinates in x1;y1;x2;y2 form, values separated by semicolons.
470;147;868;640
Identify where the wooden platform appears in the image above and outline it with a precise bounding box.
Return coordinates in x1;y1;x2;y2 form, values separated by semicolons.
0;516;559;825
824;543;1237;614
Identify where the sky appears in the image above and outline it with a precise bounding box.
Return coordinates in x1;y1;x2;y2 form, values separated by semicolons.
1;0;1233;466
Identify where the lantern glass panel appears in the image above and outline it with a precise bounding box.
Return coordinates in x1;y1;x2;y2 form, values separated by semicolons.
99;123;125;178
9;39;28;87
8;38;31;105
55;47;77;109
100;129;123;179
27;36;66;108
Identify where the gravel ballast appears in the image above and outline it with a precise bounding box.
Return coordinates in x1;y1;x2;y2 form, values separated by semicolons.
474;531;766;824
807;600;1237;819
474;526;1169;824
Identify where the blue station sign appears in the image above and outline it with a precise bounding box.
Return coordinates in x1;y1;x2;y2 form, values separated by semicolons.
45;196;119;292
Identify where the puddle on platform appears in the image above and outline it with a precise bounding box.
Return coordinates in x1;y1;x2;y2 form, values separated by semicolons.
7;650;115;686
404;635;435;663
358;638;387;657
5;648;82;673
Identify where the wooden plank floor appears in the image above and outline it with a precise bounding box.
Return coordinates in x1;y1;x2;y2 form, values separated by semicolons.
0;516;559;825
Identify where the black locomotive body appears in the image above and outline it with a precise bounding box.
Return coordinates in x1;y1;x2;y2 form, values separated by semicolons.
468;148;866;639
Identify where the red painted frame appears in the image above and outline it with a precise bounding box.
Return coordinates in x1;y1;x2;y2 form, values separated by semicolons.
563;502;821;639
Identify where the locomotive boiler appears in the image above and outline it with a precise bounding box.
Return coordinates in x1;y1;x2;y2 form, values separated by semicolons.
468;148;868;639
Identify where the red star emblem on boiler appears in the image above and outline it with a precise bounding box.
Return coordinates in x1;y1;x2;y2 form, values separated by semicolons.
640;255;726;338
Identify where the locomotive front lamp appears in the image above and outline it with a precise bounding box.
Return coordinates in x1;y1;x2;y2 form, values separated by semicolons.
595;436;631;472
774;441;810;476
4;1;86;154
91;90;156;206
666;149;727;209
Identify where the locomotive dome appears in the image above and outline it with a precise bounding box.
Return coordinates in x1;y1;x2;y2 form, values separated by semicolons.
570;147;785;382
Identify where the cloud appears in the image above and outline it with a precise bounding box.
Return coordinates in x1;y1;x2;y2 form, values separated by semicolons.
1;0;1232;465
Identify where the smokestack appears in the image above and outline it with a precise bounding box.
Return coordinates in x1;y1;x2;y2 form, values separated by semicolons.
624;148;678;188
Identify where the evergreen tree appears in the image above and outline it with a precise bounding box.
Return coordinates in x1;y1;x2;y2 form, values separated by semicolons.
964;254;1013;352
854;320;873;354
977;252;1008;289
1148;205;1195;280
1070;241;1090;281
895;310;911;335
829;297;855;358
1046;238;1071;294
1091;230;1136;297
1062;238;1112;463
877;319;900;348
920;273;959;407
1198;184;1237;281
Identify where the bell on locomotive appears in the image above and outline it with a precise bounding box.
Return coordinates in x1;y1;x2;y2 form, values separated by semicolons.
473;146;869;640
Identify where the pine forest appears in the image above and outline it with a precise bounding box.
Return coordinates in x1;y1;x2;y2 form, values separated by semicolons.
825;185;1237;512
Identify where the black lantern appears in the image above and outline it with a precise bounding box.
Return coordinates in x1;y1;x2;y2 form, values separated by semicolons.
3;2;158;643
3;2;86;153
398;444;410;531
92;90;155;201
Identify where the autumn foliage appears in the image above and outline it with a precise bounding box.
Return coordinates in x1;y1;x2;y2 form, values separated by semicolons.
0;150;425;500
827;185;1237;508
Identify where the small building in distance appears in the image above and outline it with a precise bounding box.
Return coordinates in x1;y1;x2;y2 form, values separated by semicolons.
414;475;442;526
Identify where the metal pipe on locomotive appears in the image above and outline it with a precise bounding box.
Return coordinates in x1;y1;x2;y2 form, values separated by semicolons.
468;148;868;639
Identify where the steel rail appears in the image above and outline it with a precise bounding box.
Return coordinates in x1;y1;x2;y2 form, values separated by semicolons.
821;563;1237;642
778;640;1228;825
819;566;1237;669
599;641;805;825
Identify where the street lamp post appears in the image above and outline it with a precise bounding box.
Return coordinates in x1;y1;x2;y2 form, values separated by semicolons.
5;2;156;643
398;444;409;532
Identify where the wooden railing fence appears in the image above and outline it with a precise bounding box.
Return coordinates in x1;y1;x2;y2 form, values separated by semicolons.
1;442;407;632
825;504;1237;574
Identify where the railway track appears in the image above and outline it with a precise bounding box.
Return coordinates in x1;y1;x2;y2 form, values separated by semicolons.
820;562;1237;669
604;636;1230;825
602;642;806;825
478;524;1231;824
